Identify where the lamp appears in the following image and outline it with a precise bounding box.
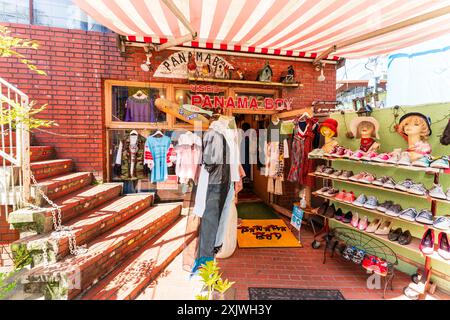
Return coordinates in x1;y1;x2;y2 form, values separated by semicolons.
140;52;152;72
317;65;325;82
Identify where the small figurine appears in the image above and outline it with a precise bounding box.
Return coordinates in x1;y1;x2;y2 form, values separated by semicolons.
214;64;226;79
396;112;432;162
236;68;245;80
201;62;211;78
257;61;273;82
319;118;339;153
350;116;380;153
280;65;295;83
187;55;197;77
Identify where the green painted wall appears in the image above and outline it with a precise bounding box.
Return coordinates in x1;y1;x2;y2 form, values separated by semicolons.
327;103;450;293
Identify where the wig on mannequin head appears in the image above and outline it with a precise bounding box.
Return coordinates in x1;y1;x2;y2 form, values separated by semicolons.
397;113;432;141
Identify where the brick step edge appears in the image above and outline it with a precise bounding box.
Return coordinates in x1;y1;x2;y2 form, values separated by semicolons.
31;159;74;180
24;204;182;300
31;172;94;206
11;194;154;267
80;216;196;300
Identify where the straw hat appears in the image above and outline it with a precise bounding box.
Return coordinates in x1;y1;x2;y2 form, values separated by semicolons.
350;116;380;139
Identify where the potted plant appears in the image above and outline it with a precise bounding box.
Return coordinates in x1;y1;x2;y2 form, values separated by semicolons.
195;260;235;300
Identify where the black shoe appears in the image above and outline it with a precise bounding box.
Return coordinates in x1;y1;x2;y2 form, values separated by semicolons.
398;230;412;245
324;203;336;218
388;228;403;241
342;211;353;223
334;208;344;221
317;202;329;216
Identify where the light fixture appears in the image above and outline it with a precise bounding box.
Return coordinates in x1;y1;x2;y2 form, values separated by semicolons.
140;52;152;72
317;65;325;82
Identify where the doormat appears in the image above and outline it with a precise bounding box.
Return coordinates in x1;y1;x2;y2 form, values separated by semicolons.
237;219;301;248
248;288;346;300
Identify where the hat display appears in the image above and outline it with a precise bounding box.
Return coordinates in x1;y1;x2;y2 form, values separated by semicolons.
350;116;380;139
399;112;432;136
319;118;338;137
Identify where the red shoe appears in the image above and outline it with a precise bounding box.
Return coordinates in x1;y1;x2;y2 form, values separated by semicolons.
362;255;377;271
334;190;347;201
374;258;388;276
343;191;356;203
420;229;435;255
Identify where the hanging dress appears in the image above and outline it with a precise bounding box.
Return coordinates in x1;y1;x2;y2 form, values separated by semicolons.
145;135;171;183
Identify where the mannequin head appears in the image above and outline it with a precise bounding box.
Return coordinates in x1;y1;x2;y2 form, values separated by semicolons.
397;113;431;140
320;126;336;138
319;118;338;139
356;121;376;139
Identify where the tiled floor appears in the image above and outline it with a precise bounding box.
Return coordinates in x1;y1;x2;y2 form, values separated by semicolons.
138;228;449;300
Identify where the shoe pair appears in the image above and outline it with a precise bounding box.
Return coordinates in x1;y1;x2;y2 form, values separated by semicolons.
316;203;336;219
365;218;391;234
420;229;450;259
429;184;450;200
328;146;350;158
334;190;356;203
349;172;376;184
334;209;352;223
352;194;378;209
362;255;389;276
395;179;428;196
309;148;325;158
388;228;412;245
372;149;401;164
342;245;365;264
411;154;449;168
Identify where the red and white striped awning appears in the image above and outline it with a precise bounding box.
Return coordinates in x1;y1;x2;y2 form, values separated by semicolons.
74;0;450;60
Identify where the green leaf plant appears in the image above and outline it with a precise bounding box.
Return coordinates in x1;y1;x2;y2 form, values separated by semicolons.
0;270;18;300
195;260;235;300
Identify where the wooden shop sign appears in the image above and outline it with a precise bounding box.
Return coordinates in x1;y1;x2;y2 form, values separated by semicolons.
191;94;293;110
153;51;234;79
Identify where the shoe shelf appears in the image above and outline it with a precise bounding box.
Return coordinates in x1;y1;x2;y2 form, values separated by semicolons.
308;155;442;174
313;208;450;266
309;173;450;205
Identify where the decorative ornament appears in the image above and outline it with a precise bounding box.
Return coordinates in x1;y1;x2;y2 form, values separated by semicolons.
257;61;273;82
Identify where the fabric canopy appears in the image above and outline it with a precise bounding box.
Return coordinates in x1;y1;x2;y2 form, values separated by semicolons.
74;0;450;60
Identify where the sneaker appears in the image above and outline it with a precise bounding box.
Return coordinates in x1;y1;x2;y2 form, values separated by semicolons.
334;190;347;201
408;183;428;196
325;188;339;197
433;216;450;230
350;150;365;160
330;170;343;178
372;176;389;186
430;155;450;169
360;173;376;184
377;200;394;212
323;145;338;157
332;146;347;158
438;232;450;260
342;245;356;260
372;153;390;163
420;229;435;255
322;167;335;176
342;149;354;158
363;196;378;209
415;210;434;225
334;208;344;221
366;218;382;233
362;255;378;270
352;248;366;265
358;216;368;230
385;149;402;164
351;211;359;227
316;186;330;195
385;204;403;217
339;170;354;180
429;184;447;200
343;191;356;203
399;208;418;222
352;194;367;207
342;211;353;223
349;172;366;182
382;177;397;189
412;155;432;167
361;151;378;161
314;165;326;175
375;220;392;235
374;258;389;277
395;179;415;191
398;152;412;166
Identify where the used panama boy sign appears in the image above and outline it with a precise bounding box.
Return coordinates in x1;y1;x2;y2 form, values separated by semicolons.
191;94;293;111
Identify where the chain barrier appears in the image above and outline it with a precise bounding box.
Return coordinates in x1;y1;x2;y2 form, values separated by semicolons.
24;172;87;266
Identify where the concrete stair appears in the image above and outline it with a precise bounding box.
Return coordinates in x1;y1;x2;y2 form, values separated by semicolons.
80;216;196;300
24;203;182;300
11;194;154;266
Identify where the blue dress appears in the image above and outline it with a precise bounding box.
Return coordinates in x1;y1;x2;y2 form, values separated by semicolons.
146;135;171;183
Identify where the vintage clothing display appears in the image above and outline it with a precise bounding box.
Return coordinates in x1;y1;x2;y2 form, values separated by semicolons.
175;131;202;184
145;135;172;183
113;130;147;180
288;116;319;187
124;95;162;122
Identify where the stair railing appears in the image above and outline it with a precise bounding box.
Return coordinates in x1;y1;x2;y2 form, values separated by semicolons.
0;77;30;217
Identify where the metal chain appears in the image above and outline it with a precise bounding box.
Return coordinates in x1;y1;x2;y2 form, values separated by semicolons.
24;172;88;260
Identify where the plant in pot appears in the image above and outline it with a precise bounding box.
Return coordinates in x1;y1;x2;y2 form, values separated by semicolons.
195;260;235;300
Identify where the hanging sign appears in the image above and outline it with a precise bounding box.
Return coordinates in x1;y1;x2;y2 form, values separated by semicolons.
154;51;234;79
190;94;293;111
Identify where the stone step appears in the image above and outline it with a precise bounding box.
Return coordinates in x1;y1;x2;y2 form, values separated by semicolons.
11;194;154;266
31;159;74;180
80;216;196;300
9;183;123;233
24;203;182;300
31;172;94;206
0;146;55;165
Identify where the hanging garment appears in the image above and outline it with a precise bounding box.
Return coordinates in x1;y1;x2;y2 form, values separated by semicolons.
287;117;319;186
145;135;171;183
114;130;147;180
144;142;176;169
175;131;202;184
124;96;160;122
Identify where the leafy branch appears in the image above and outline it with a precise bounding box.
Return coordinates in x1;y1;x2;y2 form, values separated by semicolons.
195;260;235;300
0;25;47;75
0;270;18;299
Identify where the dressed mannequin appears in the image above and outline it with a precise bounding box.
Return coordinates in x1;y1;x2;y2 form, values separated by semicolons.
397;112;432;161
350;116;380;153
319;118;338;153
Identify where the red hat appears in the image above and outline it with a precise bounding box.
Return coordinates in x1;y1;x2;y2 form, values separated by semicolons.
319;118;338;137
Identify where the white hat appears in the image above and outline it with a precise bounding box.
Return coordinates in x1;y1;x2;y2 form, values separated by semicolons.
350;116;380;139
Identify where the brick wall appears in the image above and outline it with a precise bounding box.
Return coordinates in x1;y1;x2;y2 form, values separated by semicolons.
0;23;336;181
